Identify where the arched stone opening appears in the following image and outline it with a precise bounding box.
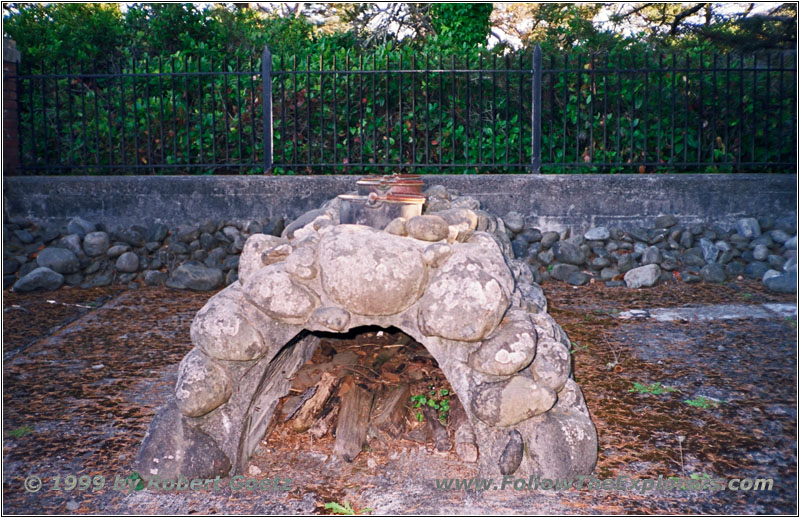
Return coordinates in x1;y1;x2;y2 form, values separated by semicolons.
136;198;598;480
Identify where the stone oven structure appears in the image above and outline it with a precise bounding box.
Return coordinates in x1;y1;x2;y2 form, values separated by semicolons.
136;188;598;480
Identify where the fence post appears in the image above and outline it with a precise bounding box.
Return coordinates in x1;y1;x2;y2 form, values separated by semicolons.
530;44;542;173
262;46;273;173
4;39;21;176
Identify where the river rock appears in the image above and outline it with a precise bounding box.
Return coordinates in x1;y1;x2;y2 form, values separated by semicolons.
764;273;796;293
405;215;450;242
552;241;585;265
115;251;140;273
318;226;427;316
584;227;610;241
67;216;96;238
242;263;319;323
530;339;571;392
37;246;80;274
167;264;224;291
468;317;537;376
471;376;556;427
736;218;761;239
175;348;233;418
13;267;64;292
624;264;661;288
190;284;270;361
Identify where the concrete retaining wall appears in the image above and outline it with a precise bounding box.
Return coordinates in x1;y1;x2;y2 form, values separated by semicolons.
4;174;796;232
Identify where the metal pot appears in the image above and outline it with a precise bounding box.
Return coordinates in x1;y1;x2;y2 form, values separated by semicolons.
356;174;424;196
338;193;425;229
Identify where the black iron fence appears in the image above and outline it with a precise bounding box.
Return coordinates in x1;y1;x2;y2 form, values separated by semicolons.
14;46;797;175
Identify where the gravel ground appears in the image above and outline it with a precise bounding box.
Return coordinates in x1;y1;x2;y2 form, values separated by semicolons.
2;280;796;514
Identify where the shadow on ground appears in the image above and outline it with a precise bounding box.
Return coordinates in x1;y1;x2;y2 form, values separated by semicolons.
2;280;796;514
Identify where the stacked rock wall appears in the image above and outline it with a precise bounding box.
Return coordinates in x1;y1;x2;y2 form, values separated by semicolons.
136;193;599;480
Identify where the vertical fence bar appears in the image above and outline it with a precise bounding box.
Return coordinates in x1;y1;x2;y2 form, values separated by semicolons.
27;63;35;171
385;54;390;164
563;54;569;168
778;52;784;164
92;63;100;168
133;57;140;168
711;53;717;164
54;63;62;168
491;54;497;166
505;54;510;169
372;54;377;169
280;55;286;167
697;51;703;165
616;54;621;167
764;54;771;164
724;53;730;166
293;55;298;168
359;53;364;168
262;47;273;172
670;53;676;166
575;54;581;165
106;62;113;168
550;54;555;163
398;54;402;165
223;57;230;166
158;57;166;166
119;62;126;168
79;62;87;168
642;53;648;166
438;52;443;167
425;54;430;167
751;54;756;163
684;53;689;165
308;55;312;168
333;53;338;167
145;57;154;173
172;57;179;166
478;54;483;165
531;44;542;173
602;54;608;163
465;54;471;166
321;54;326;165
411;54;417;164
196;56;203;165
519;53;524;165
452;55;457;165
656;54;662;165
66;62;74;169
629;53;635;167
249;55;257;166
589;54;595;165
345;53;351;170
737;54;743;168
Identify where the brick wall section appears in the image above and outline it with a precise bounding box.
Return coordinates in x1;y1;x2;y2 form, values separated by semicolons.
4;39;21;176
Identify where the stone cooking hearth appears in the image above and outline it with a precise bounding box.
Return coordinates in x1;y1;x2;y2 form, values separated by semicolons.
136;188;598;480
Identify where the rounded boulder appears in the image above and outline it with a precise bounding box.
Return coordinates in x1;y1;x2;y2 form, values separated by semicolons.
318;226;427;316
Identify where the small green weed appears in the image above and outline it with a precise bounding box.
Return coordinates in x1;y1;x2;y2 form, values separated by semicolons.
684;396;723;409
740;292;754;300
6;425;33;438
690;472;712;480
570;341;588;354
629;382;680;395
324;501;372;515
411;386;451;424
785;316;797;330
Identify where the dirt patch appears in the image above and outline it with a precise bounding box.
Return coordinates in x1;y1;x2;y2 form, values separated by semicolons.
2;281;796;514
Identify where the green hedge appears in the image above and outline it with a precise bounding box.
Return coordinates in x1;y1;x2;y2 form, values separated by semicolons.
16;45;796;175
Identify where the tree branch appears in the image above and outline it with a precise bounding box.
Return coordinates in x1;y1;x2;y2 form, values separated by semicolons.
670;3;707;35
